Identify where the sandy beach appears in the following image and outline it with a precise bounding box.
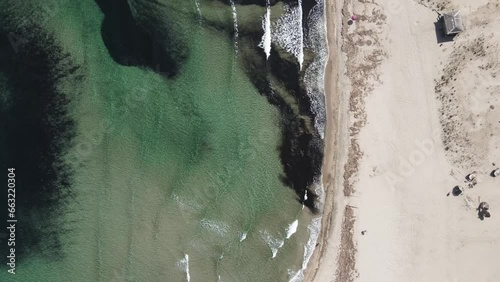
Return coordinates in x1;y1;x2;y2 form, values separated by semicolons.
307;0;500;281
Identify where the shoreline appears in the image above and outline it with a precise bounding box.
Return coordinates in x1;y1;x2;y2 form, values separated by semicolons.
306;0;500;281
304;0;349;280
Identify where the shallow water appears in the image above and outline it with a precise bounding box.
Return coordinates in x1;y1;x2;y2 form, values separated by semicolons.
0;0;326;281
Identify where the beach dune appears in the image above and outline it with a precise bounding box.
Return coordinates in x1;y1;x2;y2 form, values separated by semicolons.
308;0;500;281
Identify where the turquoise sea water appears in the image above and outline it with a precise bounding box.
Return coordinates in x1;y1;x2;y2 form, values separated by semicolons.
0;0;326;281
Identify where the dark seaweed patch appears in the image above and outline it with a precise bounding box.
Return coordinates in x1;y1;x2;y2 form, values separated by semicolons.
209;0;324;212
239;33;323;213
95;0;188;78
0;24;78;263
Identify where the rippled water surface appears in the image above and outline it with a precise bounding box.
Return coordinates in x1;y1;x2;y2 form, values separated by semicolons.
0;0;326;281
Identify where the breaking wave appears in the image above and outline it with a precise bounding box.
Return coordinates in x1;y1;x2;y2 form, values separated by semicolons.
272;0;304;69
270;0;327;136
289;217;322;282
229;0;239;53
303;0;327;137
178;254;191;282
285;220;299;239
258;0;272;59
260;230;285;258
194;0;201;24
200;219;229;236
239;231;247;242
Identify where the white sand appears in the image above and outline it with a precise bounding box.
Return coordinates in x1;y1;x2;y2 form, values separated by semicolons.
307;0;500;281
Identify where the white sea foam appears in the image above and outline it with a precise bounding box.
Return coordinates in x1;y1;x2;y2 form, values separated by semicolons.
239;231;247;242
288;268;302;282
260;230;284;258
172;194;200;212
200;219;229;237
229;0;239;53
285;220;298;239
297;0;304;69
271;0;328;137
275;0;328;276
289;182;325;281
303;217;321;269
194;0;201;23
258;0;272;59
303;0;328;137
272;0;304;69
288;217;322;282
178;254;191;282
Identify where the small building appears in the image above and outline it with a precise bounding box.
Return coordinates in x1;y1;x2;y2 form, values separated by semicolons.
443;11;464;35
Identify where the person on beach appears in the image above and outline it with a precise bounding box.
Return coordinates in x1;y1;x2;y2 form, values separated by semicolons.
477;202;491;220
